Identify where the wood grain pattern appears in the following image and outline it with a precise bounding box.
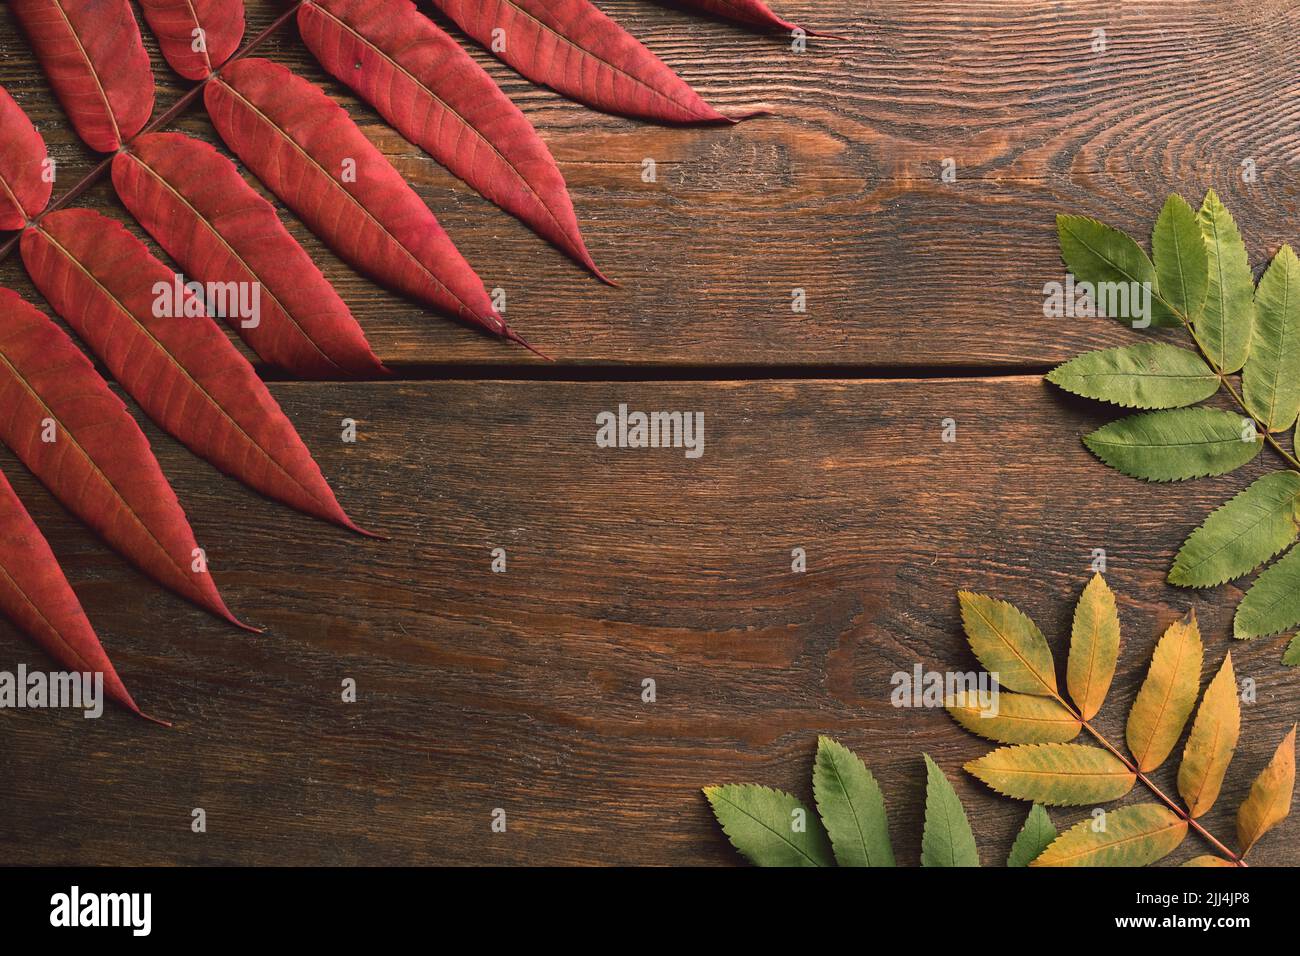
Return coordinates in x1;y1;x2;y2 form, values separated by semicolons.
2;1;1298;367
0;379;1294;865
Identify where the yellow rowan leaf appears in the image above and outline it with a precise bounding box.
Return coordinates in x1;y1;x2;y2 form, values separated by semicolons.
1182;855;1235;867
946;691;1081;745
958;591;1057;696
964;743;1135;806
1177;654;1241;818
1067;573;1121;720
1126;615;1203;772
1032;803;1187;867
1237;724;1296;855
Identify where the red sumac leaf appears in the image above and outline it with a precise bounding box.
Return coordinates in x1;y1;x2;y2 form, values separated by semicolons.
138;0;245;81
8;0;154;152
113;132;387;379
0;464;162;723
0;86;51;229
0;287;248;630
665;0;833;37
430;0;744;124
206;58;517;345
299;0;608;283
20;209;373;539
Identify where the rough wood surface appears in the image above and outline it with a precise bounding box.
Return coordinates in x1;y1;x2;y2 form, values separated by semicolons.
0;379;1295;866
2;1;1299;367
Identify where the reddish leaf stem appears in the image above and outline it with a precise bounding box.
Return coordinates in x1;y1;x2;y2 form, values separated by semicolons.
0;2;304;263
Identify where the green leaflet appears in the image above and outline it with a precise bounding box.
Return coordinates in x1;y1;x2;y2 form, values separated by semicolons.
1243;244;1300;431
703;784;834;867
812;736;895;867
1067;573;1121;720
1152;194;1209;322
1083;407;1262;482
1169;472;1300;588
1127;616;1203;772
1234;543;1300;639
1177;654;1241;818
1047;343;1218;410
946;690;1080;745
921;754;980;867
1198;189;1254;373
1286;635;1300;666
957;591;1057;696
1056;215;1177;328
1033;804;1188;867
1006;804;1056;867
965;743;1136;806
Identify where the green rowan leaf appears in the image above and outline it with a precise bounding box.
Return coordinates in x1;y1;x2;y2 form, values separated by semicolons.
1152;193;1208;322
957;591;1057;696
1197;189;1254;373
1046;343;1218;409
1007;804;1056;867
947;690;1081;745
1033;804;1187;867
1083;407;1262;481
812;737;895;867
1243;244;1300;431
1235;543;1300;639
921;754;979;867
1170;472;1300;588
1067;573;1121;720
1057;215;1177;328
703;784;833;867
965;743;1136;806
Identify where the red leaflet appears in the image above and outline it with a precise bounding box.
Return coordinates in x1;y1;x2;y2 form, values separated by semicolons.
665;0;832;37
0;287;248;630
137;0;245;81
0;464;163;724
8;0;154;152
113;133;387;379
206;58;517;344
20;210;375;539
299;0;608;284
429;0;743;124
0;86;51;230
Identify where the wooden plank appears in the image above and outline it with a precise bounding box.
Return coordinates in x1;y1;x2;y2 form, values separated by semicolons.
0;378;1293;865
2;1;1298;368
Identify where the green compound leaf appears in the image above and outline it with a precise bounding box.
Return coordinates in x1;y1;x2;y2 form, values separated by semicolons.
1007;804;1056;867
1082;407;1262;482
946;690;1081;745
1057;215;1177;328
1033;803;1188;867
965;743;1136;806
1197;189;1254;373
1152;193;1209;323
1047;343;1219;410
1067;573;1121;721
812;737;895;867
1170;472;1300;588
703;784;833;867
921;754;980;867
1235;543;1300;640
957;591;1058;696
1243;244;1300;431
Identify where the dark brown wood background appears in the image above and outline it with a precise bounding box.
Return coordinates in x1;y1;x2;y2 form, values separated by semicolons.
0;0;1297;866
